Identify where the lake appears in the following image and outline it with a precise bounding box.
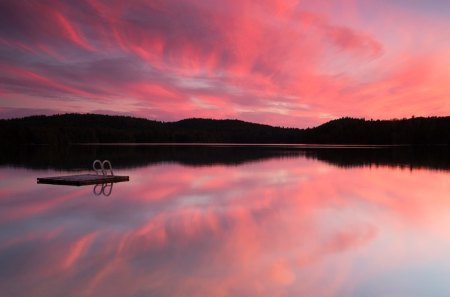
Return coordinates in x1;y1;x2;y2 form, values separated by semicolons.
1;145;450;297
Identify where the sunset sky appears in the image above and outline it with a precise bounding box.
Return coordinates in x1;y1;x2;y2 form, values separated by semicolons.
0;0;449;127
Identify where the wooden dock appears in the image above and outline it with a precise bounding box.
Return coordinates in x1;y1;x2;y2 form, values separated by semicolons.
37;174;129;186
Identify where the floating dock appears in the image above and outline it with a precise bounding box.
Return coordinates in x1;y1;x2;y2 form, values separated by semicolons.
37;174;129;186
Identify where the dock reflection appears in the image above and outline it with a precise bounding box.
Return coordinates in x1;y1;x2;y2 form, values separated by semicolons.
93;183;113;197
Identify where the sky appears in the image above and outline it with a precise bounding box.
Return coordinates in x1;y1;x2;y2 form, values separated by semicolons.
0;0;449;127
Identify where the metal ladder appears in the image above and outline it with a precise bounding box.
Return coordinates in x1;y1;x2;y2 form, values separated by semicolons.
92;160;114;176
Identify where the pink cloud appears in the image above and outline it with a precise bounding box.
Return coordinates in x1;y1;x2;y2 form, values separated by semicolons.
0;0;448;126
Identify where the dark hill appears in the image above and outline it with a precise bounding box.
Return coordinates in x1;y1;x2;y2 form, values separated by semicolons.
0;114;302;145
1;113;450;145
305;116;450;144
167;118;299;143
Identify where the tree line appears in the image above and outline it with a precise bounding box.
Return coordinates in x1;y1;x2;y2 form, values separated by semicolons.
1;113;450;145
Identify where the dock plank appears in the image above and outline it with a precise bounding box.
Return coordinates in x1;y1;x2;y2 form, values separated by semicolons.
37;174;129;186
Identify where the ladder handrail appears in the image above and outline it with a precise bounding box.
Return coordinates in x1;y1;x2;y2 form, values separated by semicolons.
92;160;114;176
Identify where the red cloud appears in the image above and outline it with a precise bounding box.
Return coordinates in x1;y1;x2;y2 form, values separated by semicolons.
0;0;448;126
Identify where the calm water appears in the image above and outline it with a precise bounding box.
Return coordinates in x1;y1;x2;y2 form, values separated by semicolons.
2;145;450;297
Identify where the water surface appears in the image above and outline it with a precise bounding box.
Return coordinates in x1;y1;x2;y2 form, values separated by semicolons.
1;145;450;297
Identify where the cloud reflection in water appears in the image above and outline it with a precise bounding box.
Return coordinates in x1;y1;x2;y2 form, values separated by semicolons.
2;154;450;296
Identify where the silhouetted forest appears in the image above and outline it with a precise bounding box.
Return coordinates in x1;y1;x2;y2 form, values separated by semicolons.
0;114;300;145
1;113;450;145
303;117;450;145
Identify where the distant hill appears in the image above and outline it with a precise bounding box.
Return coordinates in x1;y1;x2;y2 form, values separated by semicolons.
304;116;450;145
0;114;302;145
1;113;450;145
